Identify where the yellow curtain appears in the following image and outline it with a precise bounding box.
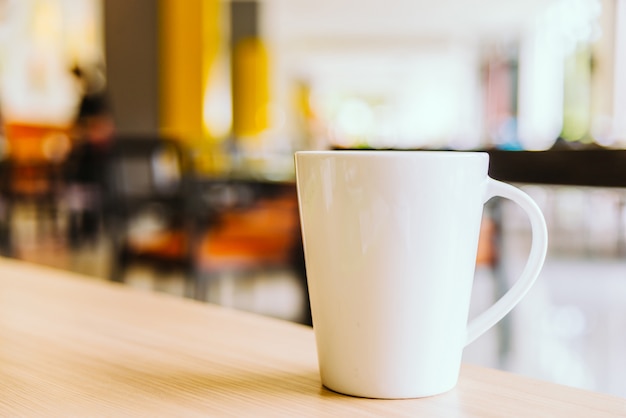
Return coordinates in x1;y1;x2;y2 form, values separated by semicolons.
158;0;221;145
231;37;269;139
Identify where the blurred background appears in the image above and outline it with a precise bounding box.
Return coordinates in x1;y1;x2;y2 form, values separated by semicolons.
0;0;625;398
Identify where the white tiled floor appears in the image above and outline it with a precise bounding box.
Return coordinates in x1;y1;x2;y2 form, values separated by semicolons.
464;257;626;398
462;186;626;398
7;185;626;399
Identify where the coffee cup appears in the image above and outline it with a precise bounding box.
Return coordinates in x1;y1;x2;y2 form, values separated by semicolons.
295;151;548;399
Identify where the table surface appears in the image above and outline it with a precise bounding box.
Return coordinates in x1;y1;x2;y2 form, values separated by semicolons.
1;258;624;417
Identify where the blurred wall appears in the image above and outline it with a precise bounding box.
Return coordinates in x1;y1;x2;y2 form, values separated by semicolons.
103;0;159;136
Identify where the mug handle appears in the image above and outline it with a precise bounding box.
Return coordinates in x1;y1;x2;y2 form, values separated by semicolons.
466;179;548;345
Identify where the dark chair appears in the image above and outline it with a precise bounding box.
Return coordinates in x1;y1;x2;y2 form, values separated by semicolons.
104;137;207;295
3;158;65;238
0;159;13;256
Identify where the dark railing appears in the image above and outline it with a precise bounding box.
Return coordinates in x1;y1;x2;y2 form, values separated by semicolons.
487;149;626;188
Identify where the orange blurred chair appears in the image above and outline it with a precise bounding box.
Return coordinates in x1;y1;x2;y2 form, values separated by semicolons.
193;183;311;324
1;123;71;241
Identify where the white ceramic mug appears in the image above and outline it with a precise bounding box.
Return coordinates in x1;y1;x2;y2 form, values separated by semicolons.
295;151;548;399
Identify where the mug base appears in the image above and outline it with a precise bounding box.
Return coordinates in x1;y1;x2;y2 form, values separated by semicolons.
321;381;457;400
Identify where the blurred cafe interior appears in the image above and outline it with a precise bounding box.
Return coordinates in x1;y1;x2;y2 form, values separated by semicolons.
0;0;625;399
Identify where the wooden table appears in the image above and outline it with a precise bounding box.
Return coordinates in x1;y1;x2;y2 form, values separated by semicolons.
0;258;624;417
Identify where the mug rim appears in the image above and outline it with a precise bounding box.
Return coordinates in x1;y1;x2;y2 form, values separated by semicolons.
295;150;488;158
